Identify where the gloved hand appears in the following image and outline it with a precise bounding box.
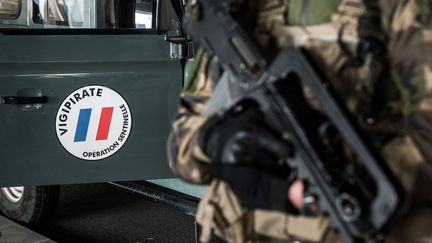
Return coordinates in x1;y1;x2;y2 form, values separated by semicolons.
200;102;290;167
199;101;299;213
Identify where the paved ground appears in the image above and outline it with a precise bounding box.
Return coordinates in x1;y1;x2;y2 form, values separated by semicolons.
0;216;54;243
31;183;197;243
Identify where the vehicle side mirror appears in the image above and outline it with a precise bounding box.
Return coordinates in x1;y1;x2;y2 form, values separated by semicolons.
155;0;173;34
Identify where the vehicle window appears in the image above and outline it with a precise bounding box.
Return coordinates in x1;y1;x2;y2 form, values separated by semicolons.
0;0;21;19
0;0;154;29
33;0;91;28
33;0;153;28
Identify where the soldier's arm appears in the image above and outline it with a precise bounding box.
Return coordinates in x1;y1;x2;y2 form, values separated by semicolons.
379;0;432;201
167;50;221;184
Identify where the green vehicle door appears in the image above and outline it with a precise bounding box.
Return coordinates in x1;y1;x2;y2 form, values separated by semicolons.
0;0;182;186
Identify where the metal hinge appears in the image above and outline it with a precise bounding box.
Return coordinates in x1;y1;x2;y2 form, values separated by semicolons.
166;35;193;59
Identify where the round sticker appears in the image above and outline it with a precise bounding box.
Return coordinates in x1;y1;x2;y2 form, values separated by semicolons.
55;85;132;160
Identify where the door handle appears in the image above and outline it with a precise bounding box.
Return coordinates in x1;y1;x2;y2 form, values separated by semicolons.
0;96;47;105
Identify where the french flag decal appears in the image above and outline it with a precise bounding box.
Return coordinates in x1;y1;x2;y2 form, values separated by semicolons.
74;107;114;142
56;86;132;161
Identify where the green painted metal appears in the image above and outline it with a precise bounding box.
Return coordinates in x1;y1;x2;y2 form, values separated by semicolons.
0;33;182;186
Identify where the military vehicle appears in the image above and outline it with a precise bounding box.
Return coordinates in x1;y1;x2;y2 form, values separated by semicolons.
0;0;201;224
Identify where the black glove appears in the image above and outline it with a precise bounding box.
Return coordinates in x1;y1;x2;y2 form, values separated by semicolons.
200;102;291;167
199;102;298;213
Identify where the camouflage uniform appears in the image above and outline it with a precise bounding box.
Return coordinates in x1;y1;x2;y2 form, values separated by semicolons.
168;0;432;242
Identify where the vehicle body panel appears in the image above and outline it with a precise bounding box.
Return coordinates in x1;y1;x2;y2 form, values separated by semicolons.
0;33;182;186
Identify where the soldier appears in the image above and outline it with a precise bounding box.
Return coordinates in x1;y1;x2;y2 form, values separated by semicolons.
168;0;432;242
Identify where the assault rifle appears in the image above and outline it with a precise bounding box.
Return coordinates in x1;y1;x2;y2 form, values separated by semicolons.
183;1;405;243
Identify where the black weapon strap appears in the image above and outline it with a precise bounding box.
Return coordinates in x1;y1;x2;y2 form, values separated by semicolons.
170;0;185;23
357;0;393;123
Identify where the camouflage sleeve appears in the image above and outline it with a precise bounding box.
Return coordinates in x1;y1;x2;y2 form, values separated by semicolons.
167;49;221;185
379;0;432;202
